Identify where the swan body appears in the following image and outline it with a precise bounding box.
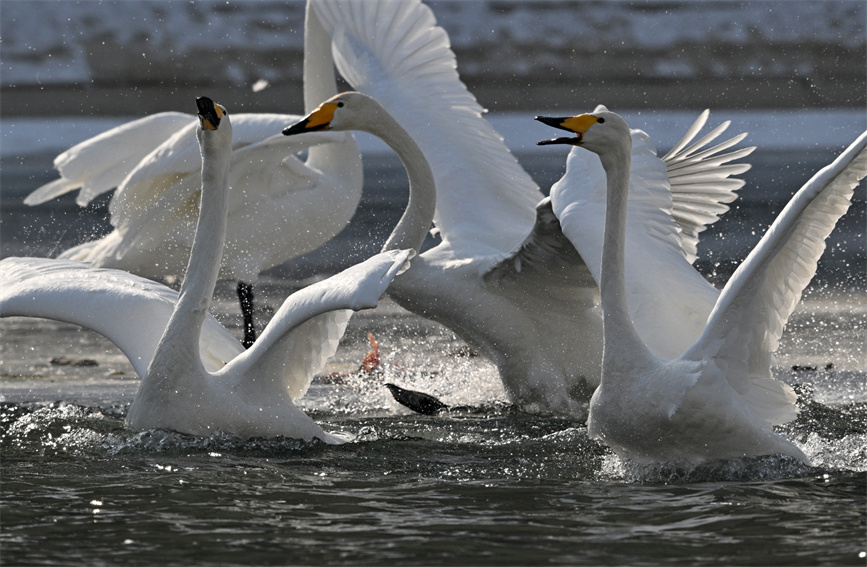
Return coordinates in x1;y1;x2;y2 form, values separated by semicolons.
539;107;867;464
2;97;411;442
303;0;755;414
26;2;363;346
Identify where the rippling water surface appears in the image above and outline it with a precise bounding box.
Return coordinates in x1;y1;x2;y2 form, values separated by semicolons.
1;142;865;565
2;296;866;566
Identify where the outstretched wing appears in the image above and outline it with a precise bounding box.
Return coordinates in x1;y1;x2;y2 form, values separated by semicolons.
311;0;542;256
24;112;194;207
109;122;348;263
663;110;756;263
224;249;414;401
0;257;243;377
686;132;867;421
108;113;319;229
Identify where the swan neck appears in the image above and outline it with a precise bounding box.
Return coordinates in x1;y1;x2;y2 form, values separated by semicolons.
371;109;437;253
159;131;231;361
598;143;648;361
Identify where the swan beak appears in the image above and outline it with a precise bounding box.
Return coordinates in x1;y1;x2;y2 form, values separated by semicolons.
282;101;340;136
196;96;226;130
196;96;224;131
535;114;600;146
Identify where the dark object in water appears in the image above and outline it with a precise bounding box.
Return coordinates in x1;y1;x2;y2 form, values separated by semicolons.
50;356;98;367
791;363;834;372
385;383;448;415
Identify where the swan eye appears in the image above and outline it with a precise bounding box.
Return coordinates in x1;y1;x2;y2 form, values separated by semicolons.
337;102;344;108
597;117;605;124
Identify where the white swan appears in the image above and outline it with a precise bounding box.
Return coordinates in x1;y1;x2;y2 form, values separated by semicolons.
541;106;755;359
1;97;411;442
294;0;756;415
537;108;867;464
24;2;363;347
283;91;753;416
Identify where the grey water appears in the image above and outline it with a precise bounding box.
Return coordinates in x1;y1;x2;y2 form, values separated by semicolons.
1;132;866;566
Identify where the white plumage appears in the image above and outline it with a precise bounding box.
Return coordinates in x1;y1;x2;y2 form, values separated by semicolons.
295;0;753;414
2;98;411;441
539;107;866;464
25;3;364;346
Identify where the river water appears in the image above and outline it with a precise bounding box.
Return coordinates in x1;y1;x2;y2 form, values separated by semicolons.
1;116;865;565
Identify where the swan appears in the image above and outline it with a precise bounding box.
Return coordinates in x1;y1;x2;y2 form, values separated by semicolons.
23;2;363;348
283;92;752;416
1;97;412;442
541;105;755;359
537;107;867;464
287;0;756;415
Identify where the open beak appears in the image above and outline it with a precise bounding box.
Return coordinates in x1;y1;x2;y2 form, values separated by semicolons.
197;96;223;131
283;101;340;136
535;115;583;146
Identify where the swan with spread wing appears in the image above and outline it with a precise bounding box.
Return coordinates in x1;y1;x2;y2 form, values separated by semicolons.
2;97;411;441
287;0;754;415
537;107;866;463
24;3;363;348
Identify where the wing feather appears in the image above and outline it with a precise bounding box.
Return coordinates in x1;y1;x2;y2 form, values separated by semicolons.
686;132;867;421
0;257;243;377
664;114;756;263
24;112;194;207
311;0;542;256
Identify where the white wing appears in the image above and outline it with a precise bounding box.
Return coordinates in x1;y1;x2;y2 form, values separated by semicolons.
0;257;243;377
690;132;867;370
110;128;350;273
24;112;194;207
686;132;867;420
553;129;720;359
108;113;337;229
223;249;413;401
663;110;756;263
311;0;542;256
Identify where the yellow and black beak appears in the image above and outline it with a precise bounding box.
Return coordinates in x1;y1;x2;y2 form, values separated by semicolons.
535;114;602;146
197;96;224;131
282;100;341;136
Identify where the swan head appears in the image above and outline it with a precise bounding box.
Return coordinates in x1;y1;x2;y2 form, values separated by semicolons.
195;96;232;149
535;105;629;155
196;96;228;131
282;92;381;136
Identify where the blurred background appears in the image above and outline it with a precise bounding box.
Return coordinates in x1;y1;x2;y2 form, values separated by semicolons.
2;0;864;115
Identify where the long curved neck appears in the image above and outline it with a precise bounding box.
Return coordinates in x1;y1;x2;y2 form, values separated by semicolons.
362;106;436;253
152;129;231;373
303;3;361;174
598;143;653;369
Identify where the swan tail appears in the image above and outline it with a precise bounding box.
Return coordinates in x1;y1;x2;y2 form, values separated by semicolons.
743;377;799;426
